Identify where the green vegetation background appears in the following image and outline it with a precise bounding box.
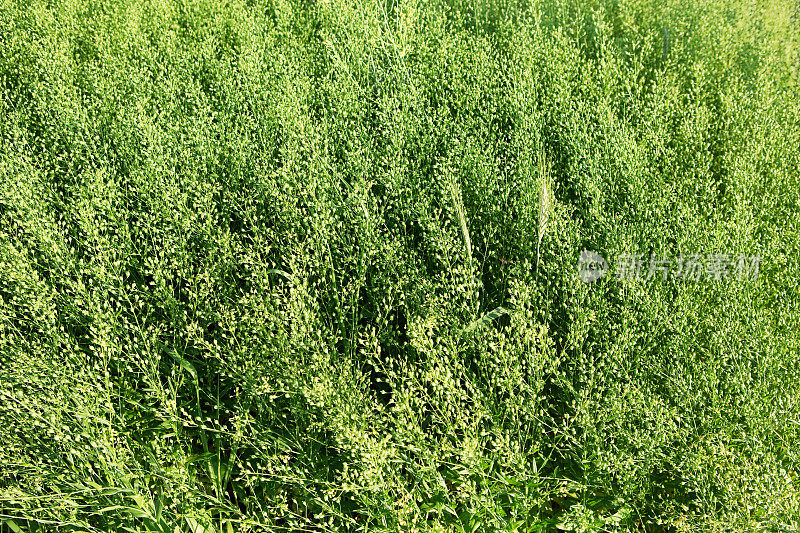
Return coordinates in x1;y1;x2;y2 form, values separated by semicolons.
0;0;799;530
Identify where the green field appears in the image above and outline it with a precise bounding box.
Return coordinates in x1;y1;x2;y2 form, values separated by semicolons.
1;0;799;531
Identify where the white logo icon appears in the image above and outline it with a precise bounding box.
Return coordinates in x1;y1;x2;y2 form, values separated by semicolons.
578;251;609;283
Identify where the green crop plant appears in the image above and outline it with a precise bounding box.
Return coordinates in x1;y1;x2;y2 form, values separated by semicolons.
0;0;798;531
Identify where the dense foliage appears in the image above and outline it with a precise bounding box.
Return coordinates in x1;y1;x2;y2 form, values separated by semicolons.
1;0;799;530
